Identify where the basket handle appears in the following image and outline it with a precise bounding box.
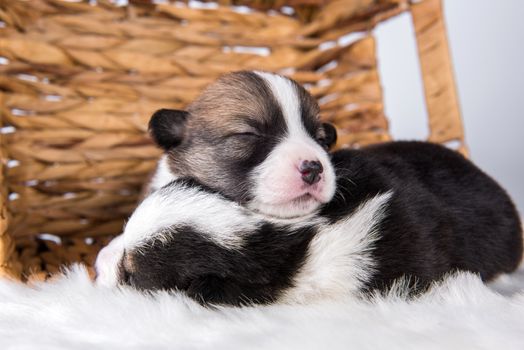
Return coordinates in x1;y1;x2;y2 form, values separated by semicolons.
410;0;468;156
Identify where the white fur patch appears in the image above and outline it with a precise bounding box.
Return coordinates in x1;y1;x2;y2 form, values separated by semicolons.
251;72;336;218
255;71;302;135
248;135;337;218
148;155;177;193
123;183;259;251
280;192;393;304
94;234;124;288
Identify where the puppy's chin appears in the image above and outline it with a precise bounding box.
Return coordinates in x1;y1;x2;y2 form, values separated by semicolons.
248;195;323;219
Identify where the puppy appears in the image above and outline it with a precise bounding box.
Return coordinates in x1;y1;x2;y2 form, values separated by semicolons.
95;71;522;305
145;71;338;218
95;142;522;305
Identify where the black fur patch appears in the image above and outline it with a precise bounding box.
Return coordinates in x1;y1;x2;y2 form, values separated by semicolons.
122;222;317;306
148;109;189;150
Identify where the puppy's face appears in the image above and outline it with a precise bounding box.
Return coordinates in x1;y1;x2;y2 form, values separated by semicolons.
149;71;337;218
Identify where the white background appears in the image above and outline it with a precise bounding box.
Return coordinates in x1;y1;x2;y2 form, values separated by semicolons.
375;0;524;215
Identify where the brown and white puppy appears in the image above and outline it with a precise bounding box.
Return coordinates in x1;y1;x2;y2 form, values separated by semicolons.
146;71;337;218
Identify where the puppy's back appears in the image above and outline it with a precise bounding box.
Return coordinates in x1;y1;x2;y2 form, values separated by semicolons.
328;141;522;291
375;142;521;274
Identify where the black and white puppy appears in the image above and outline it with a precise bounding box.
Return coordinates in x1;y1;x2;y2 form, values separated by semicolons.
95;145;522;305
95;71;522;305
145;71;337;218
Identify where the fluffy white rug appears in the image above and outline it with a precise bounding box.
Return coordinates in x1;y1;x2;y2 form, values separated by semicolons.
1;265;524;350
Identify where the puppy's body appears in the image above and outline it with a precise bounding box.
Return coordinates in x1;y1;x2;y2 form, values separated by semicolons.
96;142;522;305
325;142;522;292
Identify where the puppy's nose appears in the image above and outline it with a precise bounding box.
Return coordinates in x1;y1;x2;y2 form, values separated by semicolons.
299;160;323;185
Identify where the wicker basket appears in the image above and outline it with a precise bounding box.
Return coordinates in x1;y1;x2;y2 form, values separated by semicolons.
0;0;465;281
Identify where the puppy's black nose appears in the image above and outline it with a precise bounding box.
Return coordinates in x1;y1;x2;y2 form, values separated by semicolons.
299;160;323;185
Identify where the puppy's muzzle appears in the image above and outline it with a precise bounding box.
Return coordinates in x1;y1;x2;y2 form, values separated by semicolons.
299;160;323;185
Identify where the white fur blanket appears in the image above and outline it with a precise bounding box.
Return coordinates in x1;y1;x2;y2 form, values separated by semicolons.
1;265;524;350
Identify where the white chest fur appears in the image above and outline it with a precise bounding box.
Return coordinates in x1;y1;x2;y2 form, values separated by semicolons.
148;155;177;193
280;192;393;304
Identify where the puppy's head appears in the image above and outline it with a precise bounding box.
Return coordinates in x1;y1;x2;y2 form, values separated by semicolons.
95;179;316;306
148;71;337;218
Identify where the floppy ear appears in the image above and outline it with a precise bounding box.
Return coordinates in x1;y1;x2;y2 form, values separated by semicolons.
322;122;337;149
148;109;189;150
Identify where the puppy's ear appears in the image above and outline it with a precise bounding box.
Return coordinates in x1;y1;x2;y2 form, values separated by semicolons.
322;122;337;149
148;109;189;150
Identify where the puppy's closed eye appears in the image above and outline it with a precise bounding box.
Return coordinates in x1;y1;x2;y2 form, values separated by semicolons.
223;131;263;154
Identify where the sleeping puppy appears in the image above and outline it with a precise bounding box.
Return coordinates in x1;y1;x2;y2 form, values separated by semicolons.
145;71;338;218
95;142;523;305
95;71;522;305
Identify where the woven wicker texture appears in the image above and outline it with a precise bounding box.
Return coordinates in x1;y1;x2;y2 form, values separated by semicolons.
0;0;464;281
